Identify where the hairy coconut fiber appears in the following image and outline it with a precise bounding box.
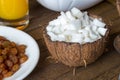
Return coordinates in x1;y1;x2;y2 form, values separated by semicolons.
43;15;109;67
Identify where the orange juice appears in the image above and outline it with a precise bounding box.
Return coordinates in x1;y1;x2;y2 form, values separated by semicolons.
0;0;28;20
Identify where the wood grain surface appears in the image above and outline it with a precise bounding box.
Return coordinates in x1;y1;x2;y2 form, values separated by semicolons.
24;0;120;80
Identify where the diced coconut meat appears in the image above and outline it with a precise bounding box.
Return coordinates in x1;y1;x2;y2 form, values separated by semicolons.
63;30;77;35
58;34;65;41
46;26;53;32
89;31;98;40
93;19;106;27
52;26;61;34
64;24;77;31
83;12;90;25
47;32;57;41
91;25;98;32
66;11;75;21
71;33;84;44
84;37;92;43
97;28;107;36
71;7;83;18
46;7;107;44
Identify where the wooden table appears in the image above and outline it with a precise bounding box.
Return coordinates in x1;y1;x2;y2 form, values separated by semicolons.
24;0;120;80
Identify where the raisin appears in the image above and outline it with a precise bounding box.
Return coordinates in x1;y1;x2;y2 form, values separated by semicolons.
12;64;20;72
19;55;28;64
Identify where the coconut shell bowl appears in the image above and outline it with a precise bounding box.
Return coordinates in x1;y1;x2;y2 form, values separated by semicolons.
43;11;109;67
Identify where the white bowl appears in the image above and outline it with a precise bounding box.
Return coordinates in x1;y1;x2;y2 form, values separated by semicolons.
0;26;40;80
37;0;103;11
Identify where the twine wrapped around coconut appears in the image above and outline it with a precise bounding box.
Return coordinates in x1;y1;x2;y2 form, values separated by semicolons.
43;15;109;67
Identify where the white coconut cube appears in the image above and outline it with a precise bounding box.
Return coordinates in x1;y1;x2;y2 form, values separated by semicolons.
64;24;77;31
66;11;75;21
60;12;70;24
80;30;89;37
83;12;90;25
93;19;106;27
81;17;88;27
57;34;66;41
91;25;98;32
47;32;57;41
71;33;84;44
97;28;107;36
52;26;61;34
71;19;82;29
84;37;93;43
59;16;68;25
46;26;53;32
49;19;60;26
63;30;77;35
71;7;83;18
89;31;98;40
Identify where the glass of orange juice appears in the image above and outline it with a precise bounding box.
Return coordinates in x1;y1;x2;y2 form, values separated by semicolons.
0;0;29;30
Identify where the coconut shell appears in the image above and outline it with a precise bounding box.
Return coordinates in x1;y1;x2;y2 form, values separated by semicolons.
43;29;109;67
114;34;120;53
43;13;109;67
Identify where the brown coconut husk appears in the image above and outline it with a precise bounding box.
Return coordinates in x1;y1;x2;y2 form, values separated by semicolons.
116;0;120;15
114;34;120;53
43;15;109;67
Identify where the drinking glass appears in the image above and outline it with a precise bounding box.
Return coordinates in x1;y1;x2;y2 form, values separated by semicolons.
0;0;29;30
